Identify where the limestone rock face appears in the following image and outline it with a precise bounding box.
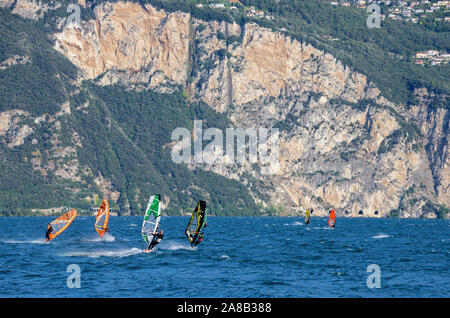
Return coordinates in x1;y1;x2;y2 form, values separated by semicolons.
0;110;33;148
54;2;190;91
192;22;379;115
410;89;449;208
0;0;60;20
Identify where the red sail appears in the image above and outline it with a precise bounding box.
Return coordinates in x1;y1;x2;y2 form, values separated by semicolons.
328;210;336;227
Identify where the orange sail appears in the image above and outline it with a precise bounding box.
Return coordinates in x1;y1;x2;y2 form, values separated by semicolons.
328;209;336;227
95;199;110;237
46;209;78;241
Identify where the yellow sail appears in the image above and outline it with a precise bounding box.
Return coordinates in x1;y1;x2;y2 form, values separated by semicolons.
185;200;207;246
305;209;310;224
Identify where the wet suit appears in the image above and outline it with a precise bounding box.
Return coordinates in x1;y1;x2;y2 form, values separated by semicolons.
148;231;164;251
191;222;207;247
45;226;53;241
191;233;202;247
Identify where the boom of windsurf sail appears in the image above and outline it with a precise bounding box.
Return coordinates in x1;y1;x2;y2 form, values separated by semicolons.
185;200;207;247
328;209;336;228
141;194;161;246
95;198;110;238
305;209;310;225
46;209;78;241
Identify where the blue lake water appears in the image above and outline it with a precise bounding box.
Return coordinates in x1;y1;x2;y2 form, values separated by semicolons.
0;216;448;298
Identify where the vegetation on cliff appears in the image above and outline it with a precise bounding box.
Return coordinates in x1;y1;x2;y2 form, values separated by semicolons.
0;7;260;216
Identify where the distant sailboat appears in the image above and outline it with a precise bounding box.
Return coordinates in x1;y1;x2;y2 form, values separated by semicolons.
328;209;336;229
304;209;310;225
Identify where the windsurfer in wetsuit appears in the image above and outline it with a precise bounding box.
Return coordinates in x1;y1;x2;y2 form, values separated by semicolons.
191;233;201;247
45;224;53;241
144;229;164;252
192;221;207;247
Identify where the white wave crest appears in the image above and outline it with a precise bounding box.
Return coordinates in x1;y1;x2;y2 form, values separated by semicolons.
2;238;47;244
61;248;142;258
163;242;195;251
284;221;304;226
371;233;391;239
82;233;116;242
312;226;332;230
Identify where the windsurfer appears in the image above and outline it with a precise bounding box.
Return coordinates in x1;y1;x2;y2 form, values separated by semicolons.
191;234;201;247
192;222;207;247
45;225;53;241
193;236;203;246
185;201;207;247
144;229;164;252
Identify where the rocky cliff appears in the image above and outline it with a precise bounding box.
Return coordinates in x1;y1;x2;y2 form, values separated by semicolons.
1;0;448;217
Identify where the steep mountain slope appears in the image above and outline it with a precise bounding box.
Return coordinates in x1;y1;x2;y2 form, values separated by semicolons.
0;3;259;216
0;0;448;218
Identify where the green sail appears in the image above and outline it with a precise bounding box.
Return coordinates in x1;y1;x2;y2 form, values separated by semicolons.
141;194;161;245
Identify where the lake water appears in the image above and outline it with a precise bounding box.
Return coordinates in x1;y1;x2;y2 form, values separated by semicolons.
0;216;448;298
